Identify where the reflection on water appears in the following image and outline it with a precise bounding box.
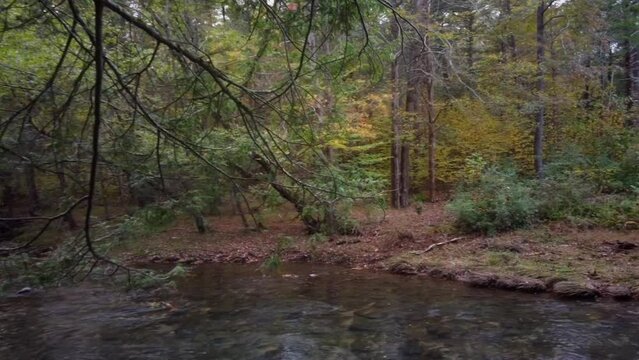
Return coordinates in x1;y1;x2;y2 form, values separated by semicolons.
1;263;639;359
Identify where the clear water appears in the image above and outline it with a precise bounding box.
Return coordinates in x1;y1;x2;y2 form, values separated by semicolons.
1;263;639;359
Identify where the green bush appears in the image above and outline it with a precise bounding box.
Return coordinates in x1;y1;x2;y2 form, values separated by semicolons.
139;205;176;229
447;167;538;234
579;195;639;228
537;149;639;225
615;146;639;190
544;142;639;194
536;178;593;220
537;157;595;221
119;203;177;239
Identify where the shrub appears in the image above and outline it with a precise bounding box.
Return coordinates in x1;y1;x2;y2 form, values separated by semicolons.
537;149;639;225
536;177;593;221
615;145;639;190
447;167;538;234
580;195;639;228
537;157;595;221
119;203;177;239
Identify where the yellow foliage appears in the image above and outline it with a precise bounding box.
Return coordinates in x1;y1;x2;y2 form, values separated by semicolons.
436;98;532;183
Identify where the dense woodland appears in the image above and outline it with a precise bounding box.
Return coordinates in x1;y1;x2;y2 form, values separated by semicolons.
0;0;638;286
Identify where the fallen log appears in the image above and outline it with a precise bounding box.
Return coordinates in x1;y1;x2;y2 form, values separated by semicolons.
409;237;463;255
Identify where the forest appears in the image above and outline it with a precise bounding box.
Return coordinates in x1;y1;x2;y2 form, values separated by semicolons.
1;0;639;358
1;0;639;297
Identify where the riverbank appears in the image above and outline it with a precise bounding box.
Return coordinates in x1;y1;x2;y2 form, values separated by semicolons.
118;203;639;301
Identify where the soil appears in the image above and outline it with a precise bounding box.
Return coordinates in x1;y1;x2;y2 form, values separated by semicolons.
117;202;639;301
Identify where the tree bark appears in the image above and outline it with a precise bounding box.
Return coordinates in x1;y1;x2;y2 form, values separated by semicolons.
2;185;15;218
400;144;410;207
391;51;403;208
500;0;517;61
534;0;548;178
232;185;249;228
194;214;206;233
465;12;475;71
625;42;639;126
423;0;436;201
252;153;322;233
390;0;410;208
56;165;78;229
308;16;336;163
25;165;40;216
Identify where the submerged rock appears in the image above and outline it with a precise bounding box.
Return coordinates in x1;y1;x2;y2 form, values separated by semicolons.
602;285;633;301
388;261;417;275
493;277;546;293
16;287;32;296
457;272;497;288
552;281;597;299
422;267;457;280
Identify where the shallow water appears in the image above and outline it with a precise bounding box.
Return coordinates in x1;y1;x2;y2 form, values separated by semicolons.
1;263;639;359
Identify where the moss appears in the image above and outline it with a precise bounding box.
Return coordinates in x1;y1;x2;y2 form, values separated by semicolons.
485;251;519;267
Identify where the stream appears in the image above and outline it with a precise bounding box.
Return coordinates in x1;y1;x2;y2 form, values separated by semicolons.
1;263;639;359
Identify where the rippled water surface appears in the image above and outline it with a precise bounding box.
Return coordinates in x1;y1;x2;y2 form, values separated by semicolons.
2;263;639;359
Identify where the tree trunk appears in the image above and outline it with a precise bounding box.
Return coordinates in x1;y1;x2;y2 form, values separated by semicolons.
534;1;547;178
400;144;410;208
99;170;110;219
194;213;206;233
427;114;436;202
600;39;613;91
391;51;403;208
465;12;475;71
232;185;249;228
630;46;639;126
390;1;409;208
423;0;436;201
25;165;40;216
252;153;322;233
500;0;517;61
2;185;15;218
625;43;639;126
308;17;336;163
56;165;78;230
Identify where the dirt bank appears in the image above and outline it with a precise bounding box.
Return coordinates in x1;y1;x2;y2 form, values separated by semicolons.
118;203;639;301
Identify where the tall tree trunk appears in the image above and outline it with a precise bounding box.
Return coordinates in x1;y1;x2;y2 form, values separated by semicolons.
56;164;78;229
423;0;436;201
599;39;613;94
400;144;410;208
465;12;475;71
232;185;249;228
2;185;15;218
630;46;639;126
625;42;639;126
99;170;110;219
391;51;403;208
500;0;517;61
308;11;336;163
25;165;40;216
390;0;409;208
534;1;548;178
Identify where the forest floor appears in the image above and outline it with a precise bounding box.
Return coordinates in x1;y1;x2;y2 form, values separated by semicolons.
117;202;639;301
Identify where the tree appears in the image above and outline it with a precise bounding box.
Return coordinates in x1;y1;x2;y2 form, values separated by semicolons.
535;0;551;177
0;0;396;270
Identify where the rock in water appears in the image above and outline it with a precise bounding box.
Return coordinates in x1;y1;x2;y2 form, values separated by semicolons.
552;281;597;299
16;287;32;295
457;272;497;288
493;276;546;293
603;285;633;301
388;261;417;275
